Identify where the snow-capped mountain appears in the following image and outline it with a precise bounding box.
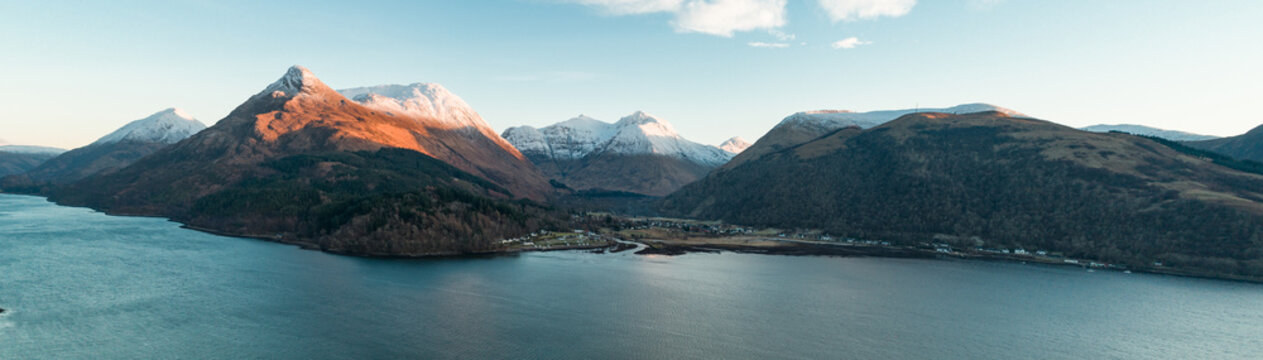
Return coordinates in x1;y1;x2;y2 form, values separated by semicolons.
88;65;551;200
727;103;1024;169
501;111;739;196
1080;124;1218;142
92;108;206;145
719;137;751;154
21;108;206;183
503;111;731;167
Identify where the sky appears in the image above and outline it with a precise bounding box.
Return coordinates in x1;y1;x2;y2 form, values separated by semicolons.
1;0;1260;149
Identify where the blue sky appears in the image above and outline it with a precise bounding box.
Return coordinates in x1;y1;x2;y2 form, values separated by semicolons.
1;0;1260;149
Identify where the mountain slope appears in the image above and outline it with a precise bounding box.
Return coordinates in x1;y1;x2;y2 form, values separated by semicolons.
726;103;1023;169
663;111;1263;279
501;112;732;196
18;108;206;184
1081;124;1218;141
0;151;56;177
333;83;550;200
51;66;559;256
1186;124;1263;163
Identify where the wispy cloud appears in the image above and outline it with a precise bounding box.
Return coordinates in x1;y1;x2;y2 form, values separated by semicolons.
768;29;795;41
831;37;872;49
568;0;786;37
816;0;916;22
747;41;790;48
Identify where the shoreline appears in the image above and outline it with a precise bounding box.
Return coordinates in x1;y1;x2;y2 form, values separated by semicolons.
625;237;1263;285
6;193;1260;284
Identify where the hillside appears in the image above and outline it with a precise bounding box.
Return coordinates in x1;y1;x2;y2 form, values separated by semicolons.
50;66;561;256
0;151;57;177
725;103;1023;169
662;111;1263;278
502;112;733;196
1187;124;1263;163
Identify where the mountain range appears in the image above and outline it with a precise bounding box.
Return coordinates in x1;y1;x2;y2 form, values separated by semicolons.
47;66;559;256
502;112;739;196
662;110;1263;278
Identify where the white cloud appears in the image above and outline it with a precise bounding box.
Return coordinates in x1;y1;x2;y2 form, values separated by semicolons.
569;0;786;37
674;0;788;37
816;0;916;22
831;37;871;49
748;41;790;48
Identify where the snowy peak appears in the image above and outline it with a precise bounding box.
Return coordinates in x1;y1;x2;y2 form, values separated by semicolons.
719;137;751;154
1080;124;1219;142
92;108;207;145
262;65;332;97
613;111;680;138
502;112;732;166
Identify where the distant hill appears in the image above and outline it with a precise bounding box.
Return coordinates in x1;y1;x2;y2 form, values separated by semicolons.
1080;124;1218;141
0;145;65;155
16;108;206;184
48;66;560;256
663;111;1263;279
1186;124;1263;163
502;112;735;196
725;103;1024;169
0;151;57;177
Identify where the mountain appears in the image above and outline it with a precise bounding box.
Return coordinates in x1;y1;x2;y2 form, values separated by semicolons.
726;103;1024;169
49;66;560;256
15;108;206;184
502;112;734;196
334;83;551;200
0;145;65;155
0;142;64;177
0;151;57;177
719;137;751;154
662;111;1263;279
1080;124;1218;141
1186;124;1263;163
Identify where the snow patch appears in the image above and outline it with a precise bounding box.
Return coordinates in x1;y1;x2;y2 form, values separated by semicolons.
337;83;495;133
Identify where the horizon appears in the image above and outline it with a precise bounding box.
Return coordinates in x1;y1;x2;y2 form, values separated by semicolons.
2;0;1261;149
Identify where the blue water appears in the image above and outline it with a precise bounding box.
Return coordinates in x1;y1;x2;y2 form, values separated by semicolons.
2;194;1262;359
